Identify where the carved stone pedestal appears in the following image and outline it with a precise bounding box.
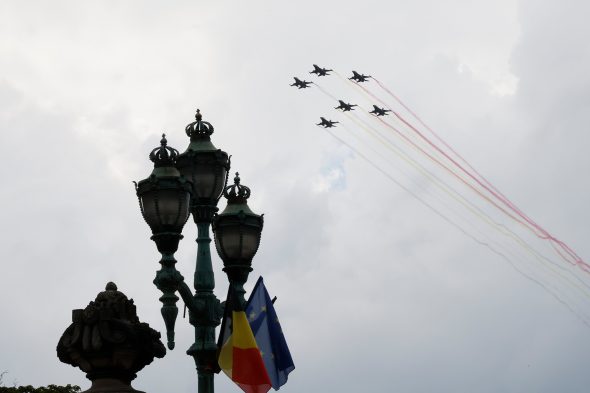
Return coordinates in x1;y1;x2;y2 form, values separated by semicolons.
57;283;166;393
83;378;145;393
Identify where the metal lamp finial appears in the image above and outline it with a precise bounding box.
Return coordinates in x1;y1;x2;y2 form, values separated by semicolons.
149;133;179;168
223;172;251;203
185;109;214;138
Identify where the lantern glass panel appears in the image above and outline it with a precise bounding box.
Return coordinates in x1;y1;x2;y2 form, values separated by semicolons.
160;189;190;226
240;226;260;260
141;189;190;229
194;163;216;200
179;161;227;202
140;190;159;227
216;225;242;260
212;165;228;200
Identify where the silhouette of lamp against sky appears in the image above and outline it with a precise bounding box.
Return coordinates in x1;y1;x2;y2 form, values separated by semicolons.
134;110;264;393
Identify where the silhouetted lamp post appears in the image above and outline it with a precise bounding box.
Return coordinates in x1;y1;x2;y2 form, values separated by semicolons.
213;173;264;305
135;110;263;393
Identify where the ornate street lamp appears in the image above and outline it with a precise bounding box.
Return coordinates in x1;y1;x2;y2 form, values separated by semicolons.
175;110;230;391
134;134;192;350
136;110;259;393
213;173;264;306
176;109;230;221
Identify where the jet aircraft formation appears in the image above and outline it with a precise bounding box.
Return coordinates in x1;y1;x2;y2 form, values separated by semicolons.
290;65;388;128
349;70;371;82
290;64;590;329
369;105;391;116
290;77;312;89
317;117;338;128
335;100;357;112
310;64;333;76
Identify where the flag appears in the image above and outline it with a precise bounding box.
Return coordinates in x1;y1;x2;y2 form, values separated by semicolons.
245;277;295;390
218;286;272;393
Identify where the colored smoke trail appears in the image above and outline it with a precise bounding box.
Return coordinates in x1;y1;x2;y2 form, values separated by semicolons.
343;111;590;298
371;78;587;270
355;79;588;272
301;69;590;325
373;76;520;210
325;125;590;327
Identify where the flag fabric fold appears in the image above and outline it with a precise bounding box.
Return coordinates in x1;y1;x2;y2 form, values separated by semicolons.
218;286;272;393
245;277;295;390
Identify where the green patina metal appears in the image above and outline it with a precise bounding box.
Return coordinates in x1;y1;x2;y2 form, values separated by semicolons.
176;109;231;208
183;109;218;152
135;111;245;393
152;245;184;350
135;134;192;351
186;216;223;389
195;220;216;292
213;173;264;306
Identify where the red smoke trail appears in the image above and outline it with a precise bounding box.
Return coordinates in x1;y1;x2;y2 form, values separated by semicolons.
357;81;531;225
347;109;590;291
360;80;588;272
372;77;549;242
326;126;590;327
372;116;539;239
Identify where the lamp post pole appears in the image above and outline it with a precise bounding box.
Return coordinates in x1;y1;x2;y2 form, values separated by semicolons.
187;210;222;392
135;110;264;393
175;110;230;392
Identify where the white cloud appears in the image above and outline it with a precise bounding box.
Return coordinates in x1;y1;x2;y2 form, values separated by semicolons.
1;1;590;392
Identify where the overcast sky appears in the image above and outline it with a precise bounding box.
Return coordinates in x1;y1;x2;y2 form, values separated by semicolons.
1;1;590;392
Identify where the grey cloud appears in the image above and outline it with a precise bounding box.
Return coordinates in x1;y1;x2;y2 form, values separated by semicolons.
2;1;590;392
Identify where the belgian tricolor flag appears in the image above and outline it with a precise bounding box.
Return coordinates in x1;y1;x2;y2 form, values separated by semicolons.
218;286;271;393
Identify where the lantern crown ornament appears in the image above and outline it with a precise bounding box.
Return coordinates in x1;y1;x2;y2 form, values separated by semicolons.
135;135;193;351
134;134;191;244
176;110;231;209
223;172;251;205
150;134;179;167
212;172;264;305
185;109;215;146
213;172;264;265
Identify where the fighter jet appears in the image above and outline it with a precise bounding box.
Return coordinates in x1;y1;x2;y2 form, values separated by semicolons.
317;117;339;128
349;70;371;82
310;64;333;76
369;105;392;116
335;100;358;112
290;77;312;89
